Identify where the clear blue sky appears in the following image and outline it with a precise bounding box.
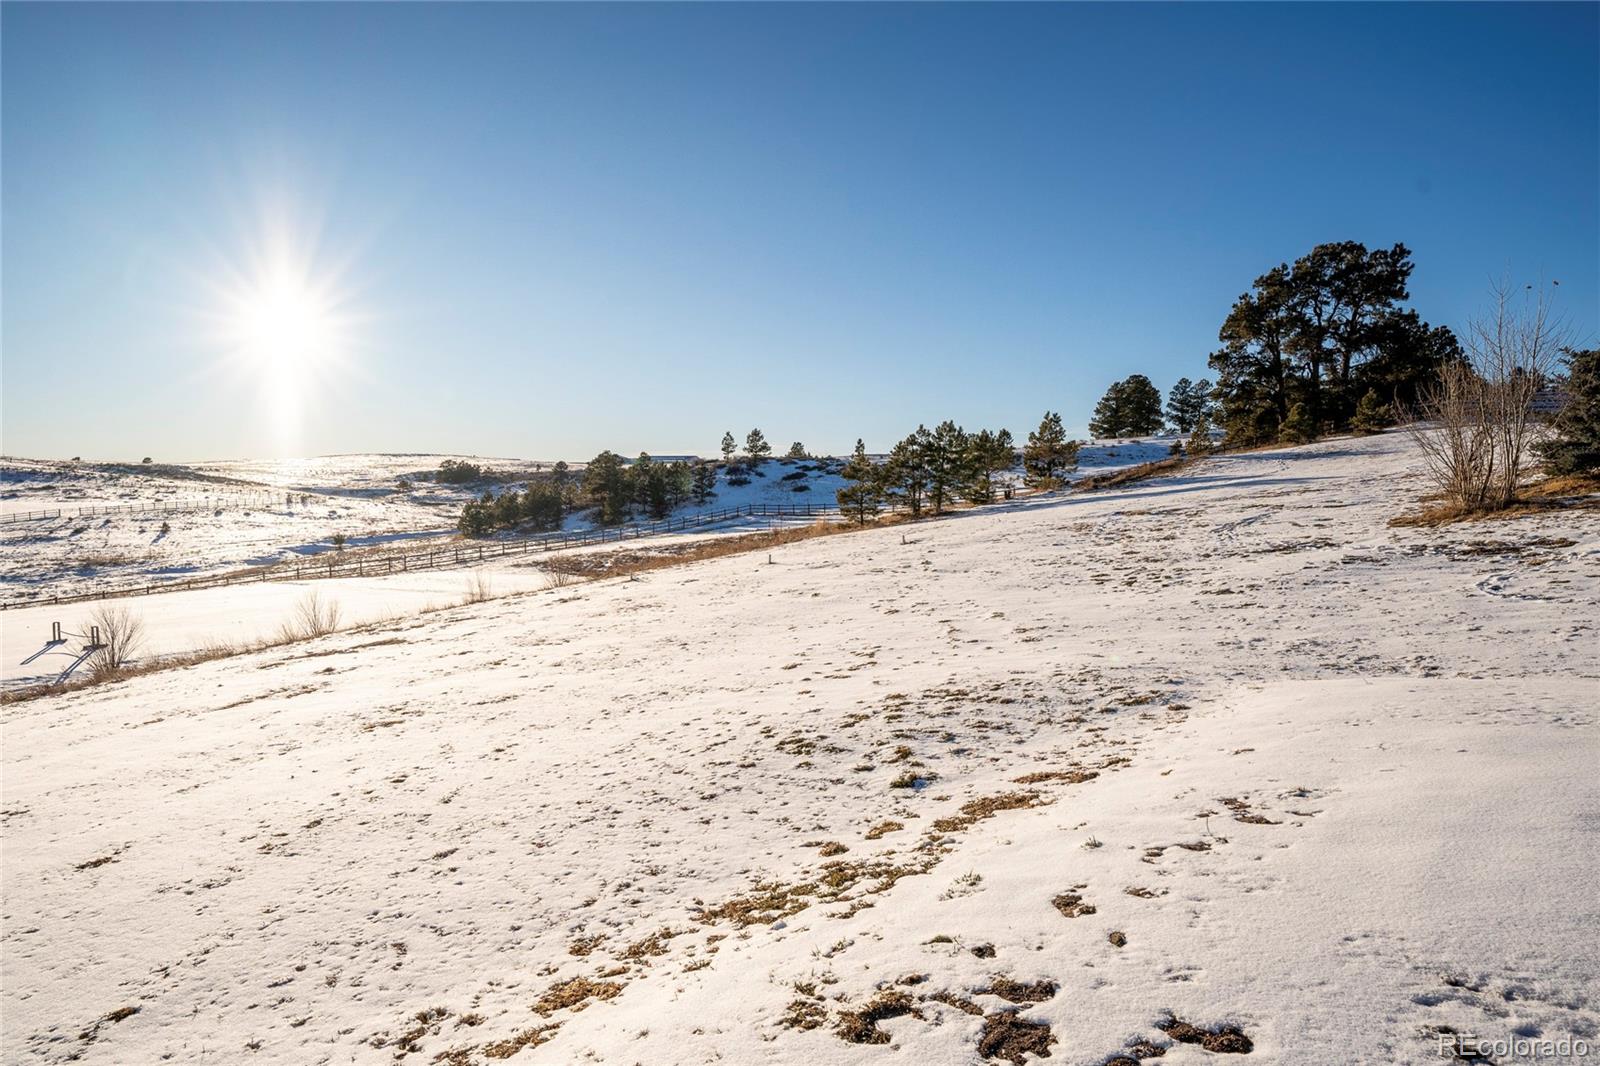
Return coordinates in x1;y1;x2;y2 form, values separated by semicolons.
3;2;1596;461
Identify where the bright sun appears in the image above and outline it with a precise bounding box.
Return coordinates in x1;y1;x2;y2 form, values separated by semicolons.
234;270;337;372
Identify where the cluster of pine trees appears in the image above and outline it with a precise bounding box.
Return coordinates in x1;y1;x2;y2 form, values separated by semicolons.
580;452;716;526
458;463;572;534
834;413;1083;524
1206;240;1459;446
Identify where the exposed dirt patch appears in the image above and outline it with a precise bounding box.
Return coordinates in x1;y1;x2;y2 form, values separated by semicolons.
984;977;1058;1003
979;1010;1056;1063
836;990;923;1045
1109;930;1127;948
1160;1017;1253;1054
1051;887;1096;918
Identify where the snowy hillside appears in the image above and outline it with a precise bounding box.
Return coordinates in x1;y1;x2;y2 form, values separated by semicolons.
3;430;1596;1065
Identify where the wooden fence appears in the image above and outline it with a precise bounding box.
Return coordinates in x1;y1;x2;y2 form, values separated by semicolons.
2;502;839;610
1;492;288;525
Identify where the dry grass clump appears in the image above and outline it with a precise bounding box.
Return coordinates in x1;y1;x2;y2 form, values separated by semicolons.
1011;769;1098;785
779;999;829;1031
619;927;682;960
864;820;904;840
567;935;604;957
542;518;858;582
463;570;493;604
531;977;623;1016
480;1023;561;1058
1391;471;1600;527
1074;456;1192;492
983;977;1058;1003
930;792;1042;834
835;990;922;1044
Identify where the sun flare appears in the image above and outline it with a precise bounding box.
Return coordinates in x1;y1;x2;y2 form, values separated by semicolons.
231;269;339;373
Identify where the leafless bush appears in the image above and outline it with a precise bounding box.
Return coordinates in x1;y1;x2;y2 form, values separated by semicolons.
1404;280;1570;512
543;568;578;590
464;570;493;604
85;605;146;680
282;590;343;641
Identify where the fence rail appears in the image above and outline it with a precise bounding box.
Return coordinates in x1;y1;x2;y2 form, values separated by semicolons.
2;502;839;610
1;492;293;525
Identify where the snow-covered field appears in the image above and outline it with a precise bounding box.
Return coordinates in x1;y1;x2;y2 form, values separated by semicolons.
3;431;1596;1065
0;444;1168;605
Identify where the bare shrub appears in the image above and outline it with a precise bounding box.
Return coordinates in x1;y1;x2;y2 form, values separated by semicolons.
1405;280;1571;513
85;605;146;680
464;570;493;604
283;590;342;641
542;568;578;591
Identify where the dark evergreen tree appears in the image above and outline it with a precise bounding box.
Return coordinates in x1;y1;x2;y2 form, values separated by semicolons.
745;428;772;465
1535;348;1600;474
836;439;883;525
1023;411;1077;483
785;442;807;460
493;490;522;529
582;450;630;525
1360;311;1464;411
1186;414;1215;455
691;461;717;504
924;420;970;514
1165;377;1215;433
720;432;737;464
1349;389;1394;435
1090;375;1164;437
884;430;929;517
964;428;1015;503
1279;402;1316;444
520;483;564;531
630;453;656;511
667;462;693;510
1285;241;1414;425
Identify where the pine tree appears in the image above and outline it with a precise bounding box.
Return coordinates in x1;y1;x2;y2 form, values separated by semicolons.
745;428;772;466
667;462;693;509
1279;401;1316;444
582;450;630;525
1090;375;1164;437
925;420;970;514
720;432;737;464
786;442;807;460
964;428;1015;503
1535;348;1600;474
1186;414;1215;455
836;439;883;525
691;461;717;504
1166;377;1214;433
884;430;929;517
630;453;656;510
1349;389;1394;435
1023;411;1078;485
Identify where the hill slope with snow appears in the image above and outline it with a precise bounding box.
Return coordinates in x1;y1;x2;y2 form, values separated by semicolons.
2;431;1596;1066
